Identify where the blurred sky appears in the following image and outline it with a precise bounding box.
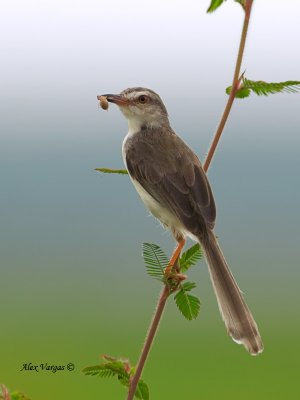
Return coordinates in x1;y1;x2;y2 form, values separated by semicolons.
0;1;300;399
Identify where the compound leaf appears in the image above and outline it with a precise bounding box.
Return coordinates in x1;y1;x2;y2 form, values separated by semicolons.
82;361;129;384
175;282;201;320
179;243;202;272
83;356;149;400
143;243;169;281
226;79;300;98
244;79;300;96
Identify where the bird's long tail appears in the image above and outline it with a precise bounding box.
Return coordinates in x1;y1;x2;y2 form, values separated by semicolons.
199;230;263;355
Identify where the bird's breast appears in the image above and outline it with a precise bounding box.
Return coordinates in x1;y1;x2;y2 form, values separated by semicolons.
130;177;186;233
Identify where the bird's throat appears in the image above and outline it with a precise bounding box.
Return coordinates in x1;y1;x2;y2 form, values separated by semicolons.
127;115;145;136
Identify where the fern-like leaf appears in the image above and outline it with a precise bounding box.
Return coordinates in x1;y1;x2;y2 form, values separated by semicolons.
142;243;169;281
83;356;149;400
179;243;202;272
180;281;197;292
174;282;201;320
226;78;300;98
244;79;300;96
82;362;129;383
95;168;128;174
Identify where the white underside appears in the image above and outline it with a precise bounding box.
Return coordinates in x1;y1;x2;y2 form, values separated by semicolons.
132;179;185;230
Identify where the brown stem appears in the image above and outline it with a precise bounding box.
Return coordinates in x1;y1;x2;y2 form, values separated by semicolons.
203;0;253;172
126;2;254;398
127;286;169;400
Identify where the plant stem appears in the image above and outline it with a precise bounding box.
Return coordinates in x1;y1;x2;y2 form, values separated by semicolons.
127;286;169;400
126;2;254;398
203;0;253;172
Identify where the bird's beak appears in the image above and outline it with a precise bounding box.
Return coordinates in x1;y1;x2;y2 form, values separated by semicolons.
97;94;129;106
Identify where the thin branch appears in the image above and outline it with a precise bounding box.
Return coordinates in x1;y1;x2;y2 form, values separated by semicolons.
127;286;169;400
203;0;253;172
126;2;254;398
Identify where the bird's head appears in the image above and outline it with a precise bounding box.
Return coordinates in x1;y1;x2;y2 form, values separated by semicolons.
98;87;169;133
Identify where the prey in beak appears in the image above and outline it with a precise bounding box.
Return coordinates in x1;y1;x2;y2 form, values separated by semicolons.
97;94;129;110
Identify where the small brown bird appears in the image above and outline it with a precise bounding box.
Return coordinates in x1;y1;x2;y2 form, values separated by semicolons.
98;87;263;355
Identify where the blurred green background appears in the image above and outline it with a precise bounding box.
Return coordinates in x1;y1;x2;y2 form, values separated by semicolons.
1;1;300;399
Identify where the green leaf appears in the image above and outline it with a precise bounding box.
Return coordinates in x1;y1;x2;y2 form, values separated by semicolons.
226;85;251;98
11;393;30;400
179;243;202;272
207;0;245;13
235;88;251;98
174;282;201;320
244;79;300;96
95;168;128;175
83;357;150;400
135;380;150;400
142;243;169;281
181;281;197;291
226;79;300;99
207;0;225;13
82;361;129;385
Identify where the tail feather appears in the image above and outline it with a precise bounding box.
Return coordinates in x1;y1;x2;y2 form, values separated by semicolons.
199;230;263;355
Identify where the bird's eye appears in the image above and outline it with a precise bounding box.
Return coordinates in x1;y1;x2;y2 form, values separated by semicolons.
138;95;148;104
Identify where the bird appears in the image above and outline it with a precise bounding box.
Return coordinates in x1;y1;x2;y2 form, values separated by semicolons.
98;87;263;355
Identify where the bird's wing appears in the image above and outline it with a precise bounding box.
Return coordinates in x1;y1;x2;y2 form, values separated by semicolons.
124;128;216;233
